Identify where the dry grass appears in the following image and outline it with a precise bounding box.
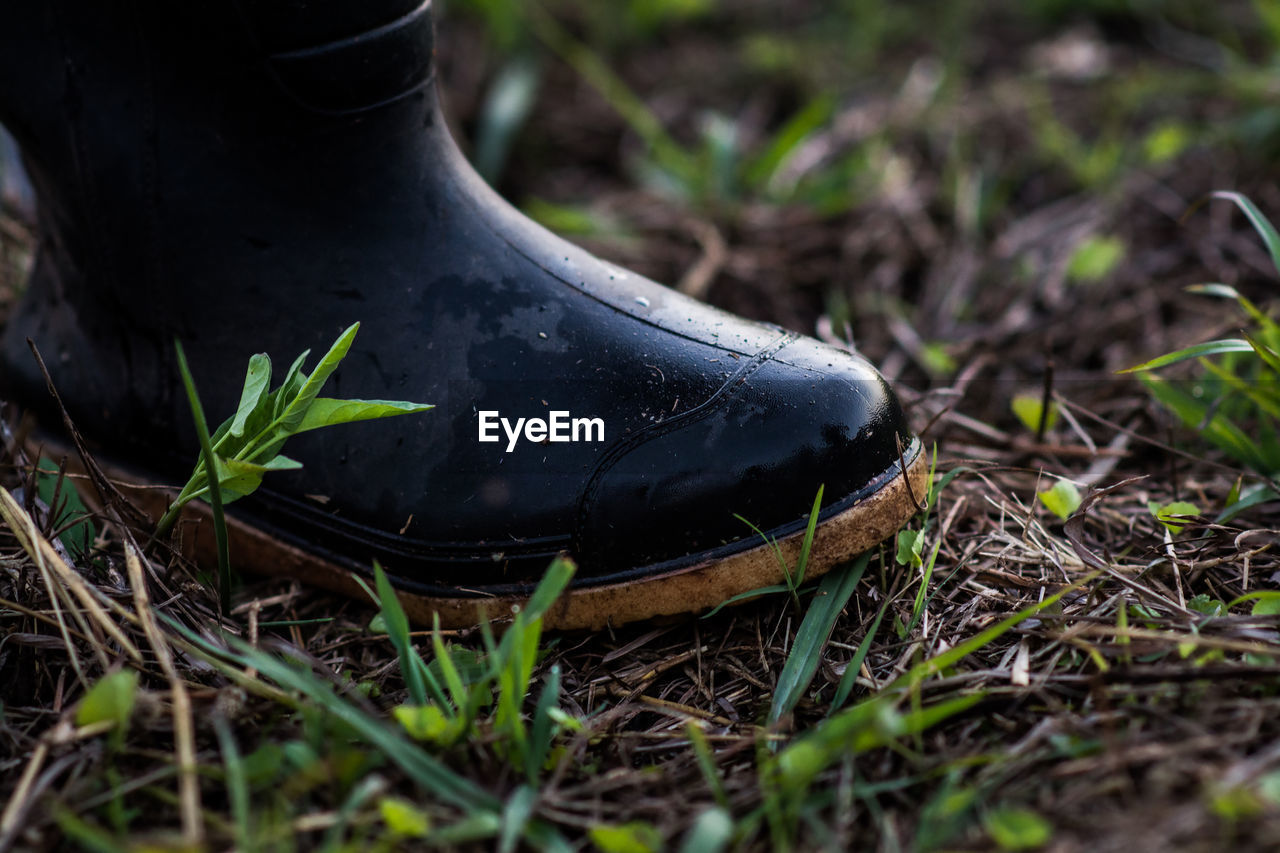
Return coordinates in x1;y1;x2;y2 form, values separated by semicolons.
6;2;1280;850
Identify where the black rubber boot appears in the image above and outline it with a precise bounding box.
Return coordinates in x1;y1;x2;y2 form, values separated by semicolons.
0;1;926;628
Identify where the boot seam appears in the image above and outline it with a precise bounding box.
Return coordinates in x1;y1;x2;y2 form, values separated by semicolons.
572;331;799;552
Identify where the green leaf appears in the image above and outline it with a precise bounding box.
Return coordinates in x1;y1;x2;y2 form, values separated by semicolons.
769;553;871;727
529;665;563;780
1119;339;1255;373
379;797;431;838
1231;591;1280;615
793;484;824;589
296;398;434;433
1037;479;1081;520
1066;235;1125;283
1244;331;1280;375
1143;122;1189;164
1210;191;1280;274
589;822;662;853
215;455;303;503
35;460;97;561
273;350;311;419
499;785;538;853
279;322;361;432
984;807;1052;850
1139;375;1267;471
229;353;272;438
1187;283;1273;328
895;528;923;568
522;555;576;620
1187;593;1224;618
1148;500;1199;534
744;94;834;190
77;670;138;732
176;339;232;616
1011;393;1058;434
394;704;465;746
1217;483;1279;523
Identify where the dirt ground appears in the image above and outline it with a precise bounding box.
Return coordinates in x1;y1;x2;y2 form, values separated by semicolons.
4;2;1280;850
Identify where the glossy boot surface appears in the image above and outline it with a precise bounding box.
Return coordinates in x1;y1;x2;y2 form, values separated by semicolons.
0;1;925;627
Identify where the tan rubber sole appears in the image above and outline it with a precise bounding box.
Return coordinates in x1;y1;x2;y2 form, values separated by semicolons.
42;439;928;630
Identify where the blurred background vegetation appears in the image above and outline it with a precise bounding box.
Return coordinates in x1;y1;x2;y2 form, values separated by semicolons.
431;0;1280;401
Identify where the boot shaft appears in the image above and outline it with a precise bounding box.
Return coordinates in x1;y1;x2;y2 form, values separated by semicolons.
0;0;438;310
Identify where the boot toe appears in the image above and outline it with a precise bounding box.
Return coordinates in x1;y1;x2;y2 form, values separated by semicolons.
574;334;918;582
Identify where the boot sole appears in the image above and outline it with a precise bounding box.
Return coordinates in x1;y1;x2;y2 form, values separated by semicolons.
37;437;928;630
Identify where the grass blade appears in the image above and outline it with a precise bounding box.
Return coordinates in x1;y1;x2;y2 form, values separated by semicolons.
768;552;871;728
793;485;825;592
1210;190;1280;273
213;717;251;852
175;340;232;616
828;595;891;713
371;563;429;707
1119;339;1253;373
163;615;500;813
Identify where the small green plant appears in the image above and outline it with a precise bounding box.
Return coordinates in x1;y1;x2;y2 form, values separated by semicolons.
1123;193;1280;511
158;323;431;612
1038;478;1082;521
363;557;582;785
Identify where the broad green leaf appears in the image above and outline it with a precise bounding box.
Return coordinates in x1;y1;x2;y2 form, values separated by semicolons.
1187;593;1224;617
216;454;303;502
1229;591;1280;616
296;397;434;433
1148;500;1199;534
984;807;1052;851
1038;479;1081;520
77;670;138;733
895;528;923;568
379;797;431;838
280;323;361;432
1210;191;1280;274
1011;393;1058;434
1119;339;1254;373
589;822;662;853
229;353;272;438
272;350;311;419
